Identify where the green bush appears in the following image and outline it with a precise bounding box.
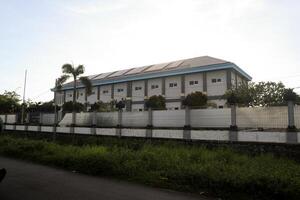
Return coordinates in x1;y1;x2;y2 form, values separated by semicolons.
62;101;85;112
0;135;299;200
145;95;166;110
182;92;207;108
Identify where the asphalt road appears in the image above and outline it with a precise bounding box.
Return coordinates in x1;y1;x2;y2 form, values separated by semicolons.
0;156;210;200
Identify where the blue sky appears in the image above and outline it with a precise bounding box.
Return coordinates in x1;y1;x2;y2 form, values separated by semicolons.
0;0;300;101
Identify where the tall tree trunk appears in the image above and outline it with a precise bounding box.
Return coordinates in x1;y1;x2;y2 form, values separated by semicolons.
72;75;77;127
73;75;77;104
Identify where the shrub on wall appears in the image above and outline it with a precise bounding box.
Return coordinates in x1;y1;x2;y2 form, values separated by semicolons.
182;92;207;108
145;95;166;110
62;102;84;113
283;88;298;102
116;100;125;110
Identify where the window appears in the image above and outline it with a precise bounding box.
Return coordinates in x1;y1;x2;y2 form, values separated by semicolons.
91;91;96;95
151;85;159;89
102;90;109;94
174;107;179;110
218;106;224;109
139;108;143;112
80;93;83;96
135;86;142;90
117;88;124;92
169;82;177;87
189;80;199;85
212;78;222;83
69;94;72;97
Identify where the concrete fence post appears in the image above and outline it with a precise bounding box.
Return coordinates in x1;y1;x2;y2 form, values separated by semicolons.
230;105;237;129
52;111;58;141
229;104;238;142
91;111;97;135
25;113;30;132
13;114;18;131
71;112;76;134
287;101;296;129
38;112;43;132
146;108;153;138
4;114;7;124
287;101;297;143
183;106;191;140
116;109;122;137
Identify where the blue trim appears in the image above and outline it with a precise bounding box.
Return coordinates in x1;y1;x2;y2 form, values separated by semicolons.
61;63;252;90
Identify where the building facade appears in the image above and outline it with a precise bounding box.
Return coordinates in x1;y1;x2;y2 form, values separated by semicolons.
54;56;252;111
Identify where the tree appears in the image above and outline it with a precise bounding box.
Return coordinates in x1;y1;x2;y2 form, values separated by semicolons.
297;95;300;105
57;63;92;110
283;88;298;102
116;100;125;110
90;101;116;112
62;102;84;113
182;92;207;108
0;91;21;114
254;82;286;106
145;95;166;110
224;81;288;107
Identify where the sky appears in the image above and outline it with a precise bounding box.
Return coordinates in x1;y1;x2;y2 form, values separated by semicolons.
0;0;300;102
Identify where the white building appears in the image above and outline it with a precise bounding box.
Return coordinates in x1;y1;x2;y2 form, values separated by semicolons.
54;56;252;111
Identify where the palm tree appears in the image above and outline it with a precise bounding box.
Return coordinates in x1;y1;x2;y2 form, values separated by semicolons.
55;63;92;129
58;63;92;106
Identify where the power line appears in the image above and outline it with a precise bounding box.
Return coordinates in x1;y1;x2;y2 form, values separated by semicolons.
31;90;51;100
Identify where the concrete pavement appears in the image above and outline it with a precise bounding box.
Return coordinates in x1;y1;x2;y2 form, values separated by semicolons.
0;156;211;200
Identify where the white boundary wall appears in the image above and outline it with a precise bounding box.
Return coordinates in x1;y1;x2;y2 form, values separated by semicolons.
96;112;118;127
237;107;288;128
0;115;5;122
153;110;185;127
7;115;17;123
9;105;297;129
191;109;231;128
122;112;148;127
42;114;55;125
152;129;183;139
122;129;146;137
3;125;300;144
191;130;229;141
41;126;53;132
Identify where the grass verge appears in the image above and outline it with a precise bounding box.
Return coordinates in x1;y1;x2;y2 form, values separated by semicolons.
0;134;299;200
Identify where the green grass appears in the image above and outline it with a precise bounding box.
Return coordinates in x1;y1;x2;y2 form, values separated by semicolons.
0;134;299;200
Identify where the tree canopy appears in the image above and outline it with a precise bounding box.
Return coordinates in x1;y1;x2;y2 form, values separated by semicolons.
62;102;85;113
182;92;207;108
56;63;92;107
145;95;166;110
0;91;21;114
224;81;300;107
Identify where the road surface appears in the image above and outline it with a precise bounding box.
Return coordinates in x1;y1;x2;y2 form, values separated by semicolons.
0;156;210;200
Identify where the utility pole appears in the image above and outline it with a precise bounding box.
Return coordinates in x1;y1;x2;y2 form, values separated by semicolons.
21;70;27;124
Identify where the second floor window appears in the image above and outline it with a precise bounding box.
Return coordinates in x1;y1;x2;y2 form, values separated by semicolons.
212;78;222;83
117;88;124;92
169;82;177;87
151;85;159;89
135;86;142;90
102;90;109;94
189;80;199;85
